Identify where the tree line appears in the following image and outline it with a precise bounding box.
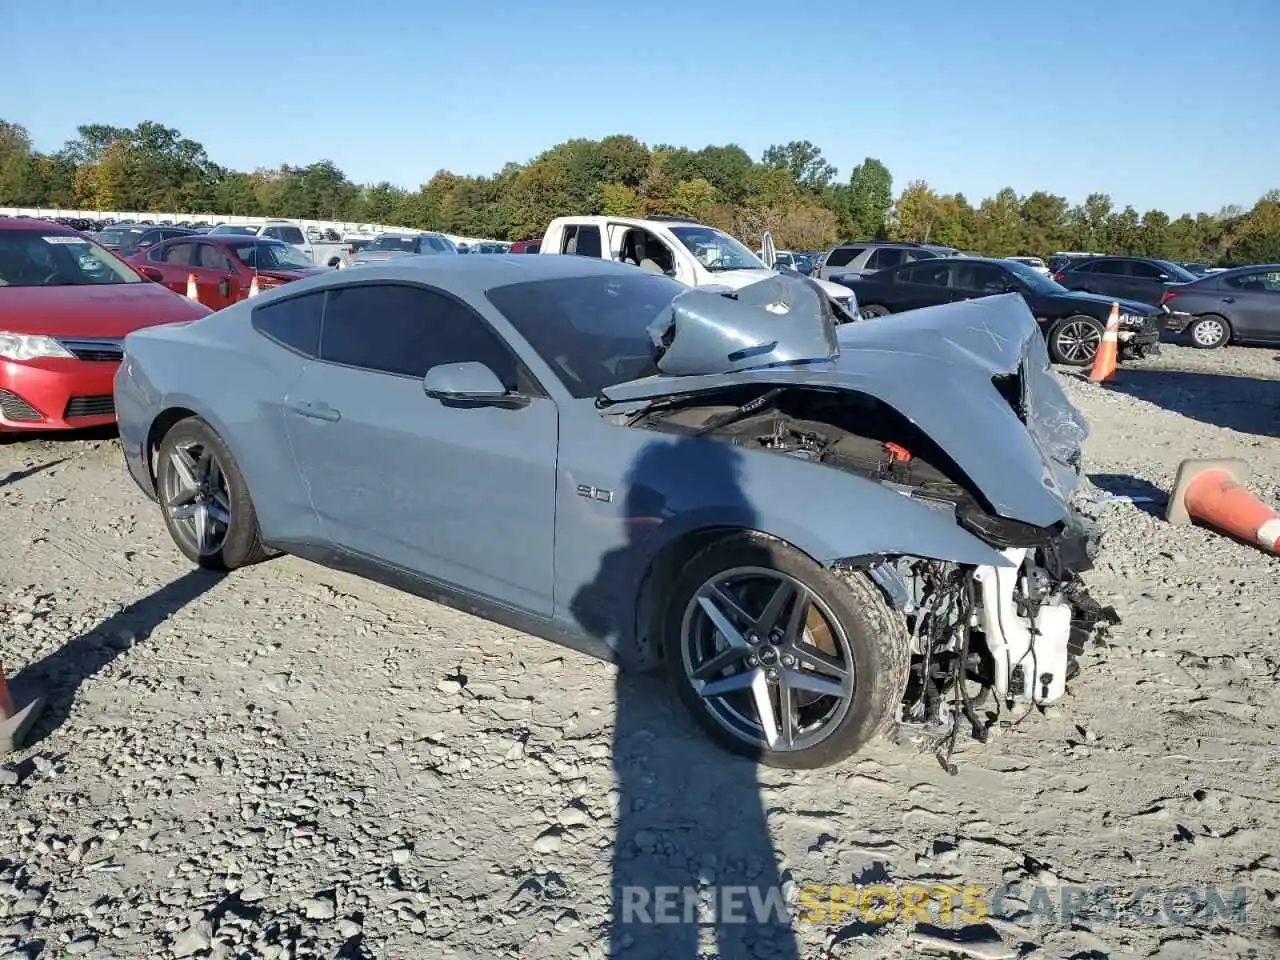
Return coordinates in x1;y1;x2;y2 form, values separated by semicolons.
2;119;1278;264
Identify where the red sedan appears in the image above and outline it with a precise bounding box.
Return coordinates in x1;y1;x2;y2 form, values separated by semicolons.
130;235;327;309
0;218;211;433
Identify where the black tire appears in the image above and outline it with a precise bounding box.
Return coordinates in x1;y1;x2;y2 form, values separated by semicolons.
859;304;890;319
1047;314;1105;366
155;417;270;570
1188;314;1231;349
662;532;910;769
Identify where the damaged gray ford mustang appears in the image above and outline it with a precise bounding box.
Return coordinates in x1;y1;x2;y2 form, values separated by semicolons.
115;255;1116;769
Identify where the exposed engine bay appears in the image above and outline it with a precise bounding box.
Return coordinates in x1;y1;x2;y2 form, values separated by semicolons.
629;383;1119;769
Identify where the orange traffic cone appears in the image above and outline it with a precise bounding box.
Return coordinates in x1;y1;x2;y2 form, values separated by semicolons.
1;662;44;754
1166;458;1280;555
248;273;261;298
186;272;200;302
1089;302;1120;382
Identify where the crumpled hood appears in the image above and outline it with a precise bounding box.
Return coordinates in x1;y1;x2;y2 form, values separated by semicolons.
605;285;1088;528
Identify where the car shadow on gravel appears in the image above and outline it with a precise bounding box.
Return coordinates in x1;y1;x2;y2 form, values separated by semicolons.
9;568;224;748
571;437;800;960
1101;368;1280;438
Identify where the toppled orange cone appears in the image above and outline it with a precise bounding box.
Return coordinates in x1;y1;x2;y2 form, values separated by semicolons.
1089;302;1121;383
0;662;43;754
1166;458;1280;555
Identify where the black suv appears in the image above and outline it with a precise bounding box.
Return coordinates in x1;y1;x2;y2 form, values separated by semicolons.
1053;256;1198;308
816;241;957;282
845;257;1163;366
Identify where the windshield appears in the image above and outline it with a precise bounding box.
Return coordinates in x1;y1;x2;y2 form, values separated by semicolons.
96;227;147;247
1154;260;1197;282
0;229;143;287
670;226;765;272
209;225;258;235
487;273;685;398
231;241;314;271
1004;259;1067;294
369;235;420;252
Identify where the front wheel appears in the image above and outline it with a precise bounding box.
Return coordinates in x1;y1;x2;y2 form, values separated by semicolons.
155;417;271;570
663;533;910;769
1188;314;1231;349
1047;315;1104;366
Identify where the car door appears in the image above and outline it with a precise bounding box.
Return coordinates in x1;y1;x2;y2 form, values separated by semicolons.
282;281;558;616
1221;269;1280;342
1071;258;1127;298
147;240;200;296
1125;259;1170;306
951;262;1012;302
194;241;243;310
889;260;953;310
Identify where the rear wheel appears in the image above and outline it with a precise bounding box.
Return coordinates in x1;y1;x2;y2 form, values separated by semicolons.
1048;314;1104;366
663;533;909;769
1188;314;1230;349
859;304;890;319
155;418;270;570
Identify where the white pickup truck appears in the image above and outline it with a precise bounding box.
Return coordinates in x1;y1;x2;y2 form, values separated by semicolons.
206;220;350;269
539;215;857;312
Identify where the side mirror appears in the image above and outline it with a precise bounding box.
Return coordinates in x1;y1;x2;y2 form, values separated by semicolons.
423;361;528;409
138;266;163;282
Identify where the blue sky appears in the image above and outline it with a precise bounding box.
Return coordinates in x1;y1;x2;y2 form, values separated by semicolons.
5;0;1277;215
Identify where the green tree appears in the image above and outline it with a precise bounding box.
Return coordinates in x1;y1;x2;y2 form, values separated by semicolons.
846;158;893;240
761;140;836;191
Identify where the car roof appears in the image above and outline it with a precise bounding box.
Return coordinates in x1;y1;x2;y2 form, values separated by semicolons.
0;218;80;232
265;252;653;299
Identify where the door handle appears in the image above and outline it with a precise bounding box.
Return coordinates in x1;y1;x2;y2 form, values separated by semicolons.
1221;297;1235;303
287;400;341;422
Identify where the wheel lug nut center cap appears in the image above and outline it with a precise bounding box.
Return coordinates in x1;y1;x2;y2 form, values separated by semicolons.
758;646;779;666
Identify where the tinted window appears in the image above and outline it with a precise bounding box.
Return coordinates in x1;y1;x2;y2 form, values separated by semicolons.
252;291;324;357
1091;260;1128;276
563;225;603;258
905;249;939;262
1224;270;1280;293
898;262;951;286
1129;261;1165;280
264;226;306;244
955;263;1009;293
486;273;685;398
824;247;864;268
866;248;907;270
320;283;519;387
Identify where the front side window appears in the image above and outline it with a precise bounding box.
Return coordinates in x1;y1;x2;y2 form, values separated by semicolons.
0;229;143;286
320;283;520;387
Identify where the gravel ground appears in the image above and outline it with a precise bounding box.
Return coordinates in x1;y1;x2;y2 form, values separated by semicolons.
0;342;1278;960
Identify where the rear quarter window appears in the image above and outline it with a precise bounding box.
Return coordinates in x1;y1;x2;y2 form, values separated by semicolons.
251;291;325;357
824;247;864;268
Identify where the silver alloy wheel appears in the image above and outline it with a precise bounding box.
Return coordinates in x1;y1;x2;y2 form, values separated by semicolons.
680;567;856;753
1055;319;1102;363
160;440;232;557
1192;317;1226;347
